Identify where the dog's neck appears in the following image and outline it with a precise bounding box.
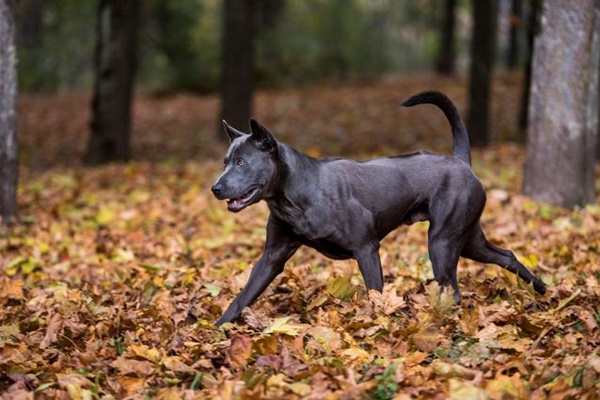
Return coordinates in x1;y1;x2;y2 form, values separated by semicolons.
266;143;319;217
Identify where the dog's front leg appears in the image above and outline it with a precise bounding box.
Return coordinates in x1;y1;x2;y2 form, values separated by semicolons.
216;217;299;326
354;244;384;293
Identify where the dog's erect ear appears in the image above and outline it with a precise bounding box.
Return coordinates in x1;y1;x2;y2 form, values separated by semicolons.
249;119;277;153
222;120;246;143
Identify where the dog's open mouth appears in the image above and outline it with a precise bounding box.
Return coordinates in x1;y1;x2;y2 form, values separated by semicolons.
226;186;260;212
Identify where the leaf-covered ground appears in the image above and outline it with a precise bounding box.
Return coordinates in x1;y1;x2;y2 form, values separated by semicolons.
2;73;600;399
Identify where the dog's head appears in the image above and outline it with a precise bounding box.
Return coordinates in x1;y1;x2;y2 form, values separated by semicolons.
211;119;279;212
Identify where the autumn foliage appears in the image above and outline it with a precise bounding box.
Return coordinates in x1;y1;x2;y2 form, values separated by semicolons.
2;75;599;398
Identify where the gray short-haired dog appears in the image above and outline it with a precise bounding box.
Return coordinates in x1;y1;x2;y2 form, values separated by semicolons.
212;91;546;325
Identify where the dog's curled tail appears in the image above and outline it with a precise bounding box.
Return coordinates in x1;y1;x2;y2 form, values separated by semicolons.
402;91;471;166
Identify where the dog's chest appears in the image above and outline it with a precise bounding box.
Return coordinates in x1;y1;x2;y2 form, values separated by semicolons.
269;201;334;241
271;201;323;239
269;199;352;258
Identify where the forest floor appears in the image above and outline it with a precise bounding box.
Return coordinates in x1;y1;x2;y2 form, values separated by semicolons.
1;72;599;399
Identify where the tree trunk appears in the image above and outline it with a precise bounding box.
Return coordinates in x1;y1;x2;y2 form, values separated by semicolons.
86;0;139;165
467;0;498;147
258;0;285;28
219;0;255;135
506;0;522;69
435;0;456;75
518;0;539;134
0;0;18;225
523;0;599;209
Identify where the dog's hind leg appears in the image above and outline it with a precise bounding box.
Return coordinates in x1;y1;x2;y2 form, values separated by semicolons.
427;225;465;303
461;223;547;295
354;243;384;293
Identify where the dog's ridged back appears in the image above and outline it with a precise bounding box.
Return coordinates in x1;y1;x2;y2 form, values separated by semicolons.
402;91;471;166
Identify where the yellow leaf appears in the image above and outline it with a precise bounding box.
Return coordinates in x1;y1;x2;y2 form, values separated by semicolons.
289;382;312;396
155;388;183;400
129;344;161;363
520;254;539;269
266;373;288;388
255;335;278;355
449;379;487;400
431;360;478;380
0;277;23;300
339;346;372;366
263;317;306;337
307;294;328;310
550;288;582;314
496;337;532;353
486;373;529;399
327;275;357;299
96;204;115;225
117;376;144;398
202;283;221;297
114;248;135;262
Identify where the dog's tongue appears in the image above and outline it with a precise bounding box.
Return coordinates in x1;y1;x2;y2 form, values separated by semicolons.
227;199;244;212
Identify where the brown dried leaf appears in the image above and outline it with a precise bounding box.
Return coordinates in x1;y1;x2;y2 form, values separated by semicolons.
40;313;63;349
228;334;253;369
111;357;155;377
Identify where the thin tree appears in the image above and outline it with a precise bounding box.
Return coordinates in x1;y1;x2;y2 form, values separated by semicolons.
467;0;498;147
219;0;255;135
506;0;522;69
86;0;139;164
518;1;540;134
0;0;18;225
523;0;599;208
435;0;457;75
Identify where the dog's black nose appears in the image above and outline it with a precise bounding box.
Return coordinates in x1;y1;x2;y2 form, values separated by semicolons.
211;183;223;197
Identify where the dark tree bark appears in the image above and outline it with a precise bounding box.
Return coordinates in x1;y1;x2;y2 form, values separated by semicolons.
518;0;540;134
86;0;139;165
0;0;18;225
523;0;599;208
219;0;255;136
467;0;498;147
258;0;285;28
506;0;522;69
435;0;457;75
15;0;42;49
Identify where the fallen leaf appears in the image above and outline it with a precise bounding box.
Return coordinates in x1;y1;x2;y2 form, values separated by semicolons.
486;373;529;399
431;360;478;380
449;379;487;400
368;286;406;315
111;357;155;376
339;346;372;366
326;276;357;299
228;334;254;369
40;313;63;349
411;331;446;353
129;344;161;363
263;317;306;337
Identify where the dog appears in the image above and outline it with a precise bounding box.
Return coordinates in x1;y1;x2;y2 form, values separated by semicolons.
211;91;547;325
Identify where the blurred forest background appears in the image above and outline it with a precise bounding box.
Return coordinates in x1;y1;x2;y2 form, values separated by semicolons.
10;0;542;169
16;0;472;92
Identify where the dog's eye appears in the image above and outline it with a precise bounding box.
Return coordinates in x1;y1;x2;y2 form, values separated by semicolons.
236;158;245;167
